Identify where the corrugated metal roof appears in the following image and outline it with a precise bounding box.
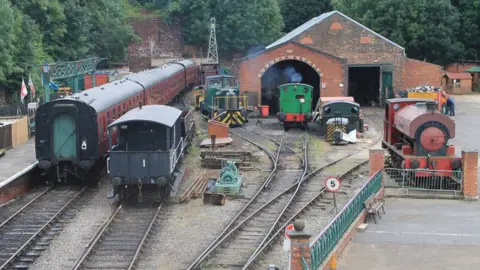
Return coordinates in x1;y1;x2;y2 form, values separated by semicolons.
444;72;472;80
266;10;404;51
466;66;480;73
108;105;182;128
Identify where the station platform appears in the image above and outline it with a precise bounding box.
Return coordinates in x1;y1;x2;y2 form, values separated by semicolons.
0;138;37;188
338;198;480;269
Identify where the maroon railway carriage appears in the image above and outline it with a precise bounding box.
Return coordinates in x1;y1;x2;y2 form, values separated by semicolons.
382;98;461;177
35;60;199;183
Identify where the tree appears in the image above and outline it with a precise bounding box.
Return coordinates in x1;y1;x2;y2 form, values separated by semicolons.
57;0;94;60
0;0;17;82
457;0;480;60
88;0;139;61
167;0;284;54
11;0;67;58
332;0;463;64
280;0;333;32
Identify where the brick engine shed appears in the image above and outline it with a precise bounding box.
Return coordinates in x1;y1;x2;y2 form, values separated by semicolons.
237;10;443;113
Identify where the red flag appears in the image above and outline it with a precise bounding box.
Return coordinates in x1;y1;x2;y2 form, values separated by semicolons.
28;74;35;99
20;77;27;104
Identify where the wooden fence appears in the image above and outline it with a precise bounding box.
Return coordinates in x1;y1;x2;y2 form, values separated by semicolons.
0;116;29;150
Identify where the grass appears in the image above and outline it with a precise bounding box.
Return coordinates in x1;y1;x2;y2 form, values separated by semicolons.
264;140;277;152
307;133;328;152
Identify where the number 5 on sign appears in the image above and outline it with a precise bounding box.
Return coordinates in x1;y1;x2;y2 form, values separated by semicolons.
325;177;341;214
325;177;341;193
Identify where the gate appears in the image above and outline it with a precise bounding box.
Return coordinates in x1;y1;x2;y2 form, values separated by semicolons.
384;167;462;196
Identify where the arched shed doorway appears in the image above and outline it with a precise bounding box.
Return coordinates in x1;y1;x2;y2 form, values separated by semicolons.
260;59;320;115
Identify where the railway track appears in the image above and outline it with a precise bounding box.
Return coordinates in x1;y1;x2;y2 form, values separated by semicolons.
71;195;163;270
186;129;307;269
0;185;91;269
184;112;383;269
241;111;385;268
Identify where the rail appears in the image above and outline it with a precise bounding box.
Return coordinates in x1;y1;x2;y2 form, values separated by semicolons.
243;132;308;268
0;186;88;269
71;202;163;270
185;129;282;269
243;107;386;267
309;170;383;270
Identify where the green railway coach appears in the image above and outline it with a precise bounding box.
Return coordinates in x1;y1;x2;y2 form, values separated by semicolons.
277;83;313;130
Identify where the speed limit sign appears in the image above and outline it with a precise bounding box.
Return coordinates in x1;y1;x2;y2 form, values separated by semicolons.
325;177;341;193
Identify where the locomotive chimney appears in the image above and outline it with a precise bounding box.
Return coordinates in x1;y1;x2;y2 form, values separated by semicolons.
425;101;437;112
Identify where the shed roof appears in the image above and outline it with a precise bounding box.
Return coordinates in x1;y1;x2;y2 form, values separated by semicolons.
108;105;182;128
443;72;472;80
465;66;480;73
266;10;404;51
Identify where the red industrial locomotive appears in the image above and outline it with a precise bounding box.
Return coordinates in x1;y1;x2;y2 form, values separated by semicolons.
382;98;461;177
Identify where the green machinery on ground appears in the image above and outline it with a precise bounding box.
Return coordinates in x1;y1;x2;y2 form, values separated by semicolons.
319;100;363;141
199;75;248;127
277;83;313;130
214;160;243;195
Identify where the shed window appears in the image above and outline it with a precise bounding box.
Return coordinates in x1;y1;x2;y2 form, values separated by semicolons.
454;79;461;87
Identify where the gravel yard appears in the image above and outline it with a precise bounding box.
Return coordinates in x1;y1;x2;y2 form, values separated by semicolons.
31;178;115;269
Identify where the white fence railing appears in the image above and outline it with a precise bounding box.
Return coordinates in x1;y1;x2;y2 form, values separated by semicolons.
384;167;462;192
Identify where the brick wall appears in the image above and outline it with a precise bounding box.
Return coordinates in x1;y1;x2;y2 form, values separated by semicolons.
239;42;347;104
295;13;405;91
128;17;183;71
401;58;443;89
462;151;478;200
445;62;477;73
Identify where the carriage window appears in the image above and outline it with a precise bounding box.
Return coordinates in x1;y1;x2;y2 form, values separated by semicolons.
107;112;111;124
234;79;240;87
113;108;116;119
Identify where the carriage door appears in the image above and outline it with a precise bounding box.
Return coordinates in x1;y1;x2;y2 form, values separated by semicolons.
52;113;77;159
380;65;394;107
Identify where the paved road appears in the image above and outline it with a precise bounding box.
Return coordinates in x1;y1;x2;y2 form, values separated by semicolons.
338;95;480;270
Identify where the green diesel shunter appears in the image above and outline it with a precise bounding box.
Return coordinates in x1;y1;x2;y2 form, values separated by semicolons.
277;83;313;130
199;75;248;127
320;100;362;141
